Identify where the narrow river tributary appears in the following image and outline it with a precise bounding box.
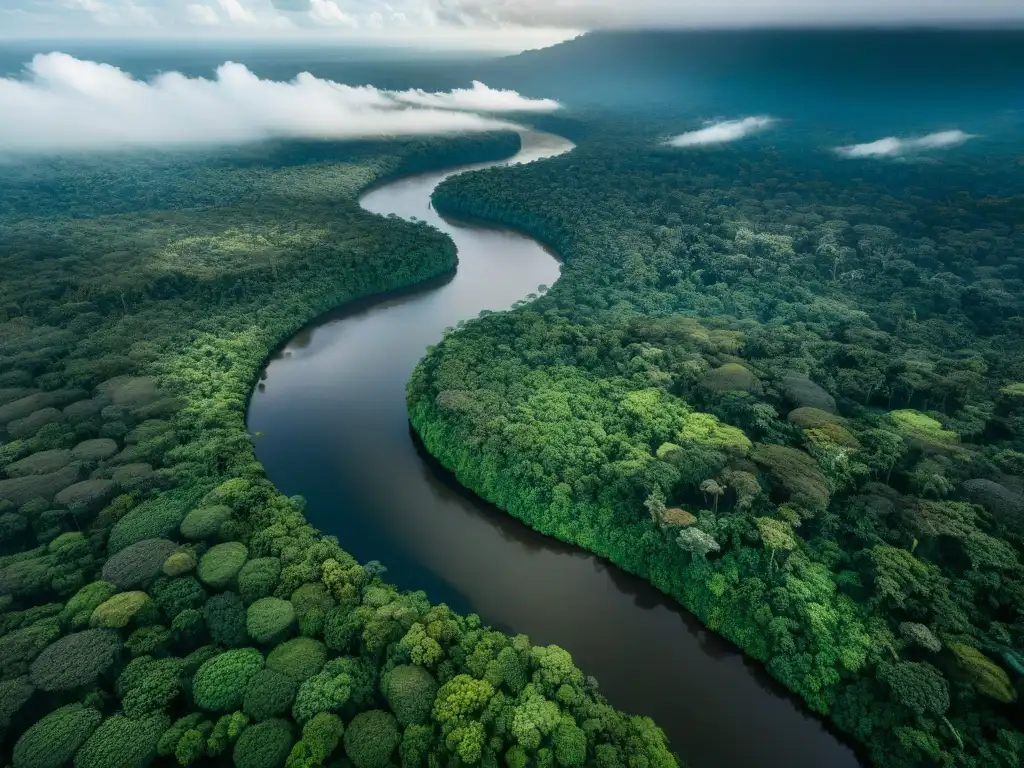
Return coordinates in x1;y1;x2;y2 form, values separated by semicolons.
246;130;862;768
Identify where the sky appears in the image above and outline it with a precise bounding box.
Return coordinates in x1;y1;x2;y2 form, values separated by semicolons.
2;0;1024;51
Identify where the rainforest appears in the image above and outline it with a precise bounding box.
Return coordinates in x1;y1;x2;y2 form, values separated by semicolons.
1;26;1024;768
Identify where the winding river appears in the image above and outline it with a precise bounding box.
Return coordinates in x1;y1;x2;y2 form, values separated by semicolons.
247;131;861;768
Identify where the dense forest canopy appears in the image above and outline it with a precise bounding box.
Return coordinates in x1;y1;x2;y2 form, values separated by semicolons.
0;132;680;768
410;119;1024;768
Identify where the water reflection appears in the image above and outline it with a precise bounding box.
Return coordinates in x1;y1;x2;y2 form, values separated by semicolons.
247;132;863;768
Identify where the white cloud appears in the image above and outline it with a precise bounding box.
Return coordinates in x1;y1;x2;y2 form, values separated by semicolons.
217;0;258;23
0;53;562;155
436;0;1024;28
665;116;774;147
392;81;562;112
63;0;156;26
308;0;358;26
186;3;221;24
836;129;977;158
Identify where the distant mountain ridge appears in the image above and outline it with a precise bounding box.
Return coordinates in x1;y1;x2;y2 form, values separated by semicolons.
477;29;1024;127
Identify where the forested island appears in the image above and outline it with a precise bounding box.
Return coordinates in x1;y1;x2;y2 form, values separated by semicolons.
0;132;679;768
409;122;1024;767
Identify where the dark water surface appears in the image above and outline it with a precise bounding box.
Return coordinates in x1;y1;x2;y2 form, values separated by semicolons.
247;131;862;768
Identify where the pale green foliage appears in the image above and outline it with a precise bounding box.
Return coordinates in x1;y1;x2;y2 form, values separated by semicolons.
265;637;327;682
511;687;561;751
60;581;117;630
247;597;295;645
196;542;248;589
90;590;155;629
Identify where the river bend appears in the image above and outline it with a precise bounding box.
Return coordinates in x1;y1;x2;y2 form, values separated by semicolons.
247;131;861;768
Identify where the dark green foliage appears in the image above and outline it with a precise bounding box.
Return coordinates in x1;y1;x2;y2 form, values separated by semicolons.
192;648;264;712
233;718;294;768
265;637;327;682
0;676;35;733
0;619;61;676
383;665;438;727
107;496;190;554
101;538;177;589
413;117;1024;768
30;629;121;692
879;661;950;716
203;591;247;647
244;669;299;722
246;597;295;645
5;450;73;478
73;713;169;768
12;703;101;768
54;480;115;512
343;710;399;768
70;439;117;463
152;575;207;617
117;656;183;717
0;132;679;768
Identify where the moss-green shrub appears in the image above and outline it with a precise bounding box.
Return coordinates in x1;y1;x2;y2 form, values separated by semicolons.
246;597;295;645
162;548;198;577
197;542;248;589
12;702;102;768
0;619;61;676
203;591;247;647
90;591;156;629
243;668;299;721
949;642;1017;703
30;629;121;692
179;505;232;541
888;409;958;451
787;407;845;429
5;450;73;478
290;713;344;766
73;712;168;768
151;575;207;617
8;408;64;440
700;363;762;394
54;480;116;511
70;439;118;463
58;581;117;630
111;463;155;492
0;465;82;506
780;371;837;412
101;538;177;589
0;675;34;731
192;647;264;712
237;557;281;604
107;495;190;554
125;624;172;657
343;710;399;768
751;443;831;510
233;718;293;768
383;665;438;727
265;637;327;682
